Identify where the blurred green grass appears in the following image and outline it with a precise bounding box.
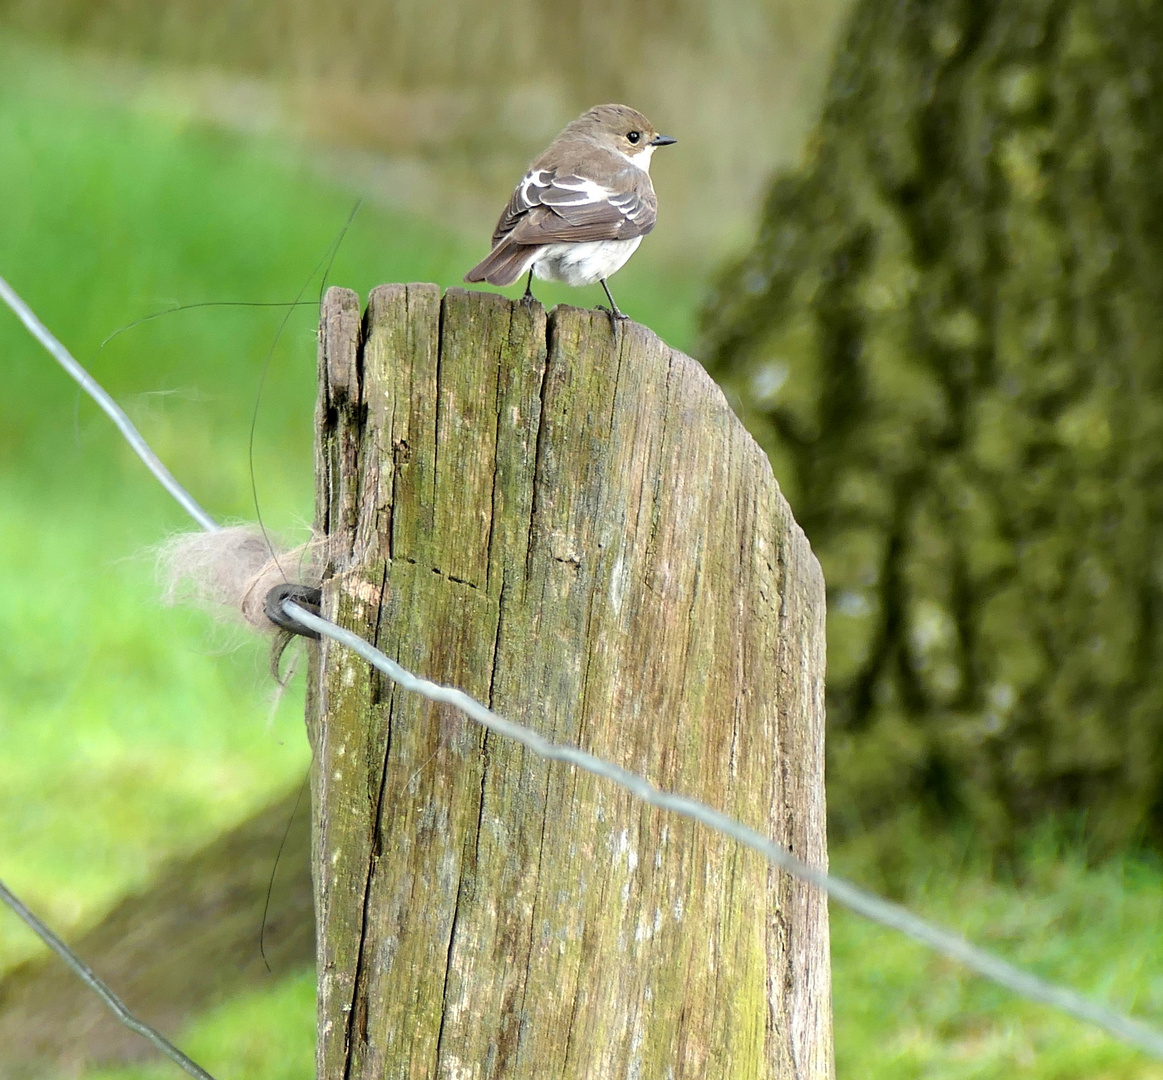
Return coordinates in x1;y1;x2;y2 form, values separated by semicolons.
1;35;1162;1080
830;822;1163;1079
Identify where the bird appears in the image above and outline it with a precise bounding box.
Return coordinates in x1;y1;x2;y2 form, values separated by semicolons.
464;104;676;325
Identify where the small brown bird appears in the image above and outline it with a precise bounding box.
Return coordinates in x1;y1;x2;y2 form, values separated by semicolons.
465;104;676;322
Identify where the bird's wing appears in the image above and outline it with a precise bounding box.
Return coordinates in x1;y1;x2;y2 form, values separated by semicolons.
491;169;657;246
491;169;555;242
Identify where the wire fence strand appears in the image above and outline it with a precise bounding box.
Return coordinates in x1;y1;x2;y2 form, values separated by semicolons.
283;600;1163;1060
0;275;219;532
5;273;1163;1063
0;879;218;1080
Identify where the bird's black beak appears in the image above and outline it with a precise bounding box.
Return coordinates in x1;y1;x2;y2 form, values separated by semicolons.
651;134;677;146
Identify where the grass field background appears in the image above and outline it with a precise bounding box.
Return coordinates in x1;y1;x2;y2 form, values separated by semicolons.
2;36;1162;1080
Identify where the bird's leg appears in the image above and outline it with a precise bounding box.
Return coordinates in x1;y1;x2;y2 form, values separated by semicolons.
596;278;628;336
522;269;535;300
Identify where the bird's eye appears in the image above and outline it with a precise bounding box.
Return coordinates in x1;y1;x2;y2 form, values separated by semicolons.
627;131;641;145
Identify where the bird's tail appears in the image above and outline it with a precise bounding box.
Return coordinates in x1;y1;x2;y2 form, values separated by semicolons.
464;240;540;287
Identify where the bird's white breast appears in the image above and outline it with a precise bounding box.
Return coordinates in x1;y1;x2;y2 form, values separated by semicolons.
532;237;644;286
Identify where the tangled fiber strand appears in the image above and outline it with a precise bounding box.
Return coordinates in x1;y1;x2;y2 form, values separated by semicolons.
158;525;323;678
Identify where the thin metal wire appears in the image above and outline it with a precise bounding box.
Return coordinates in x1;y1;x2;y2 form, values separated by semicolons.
0;274;219;532
1;276;221;1077
6;272;1163;1061
0;879;218;1080
245;200;363;581
283;600;1163;1061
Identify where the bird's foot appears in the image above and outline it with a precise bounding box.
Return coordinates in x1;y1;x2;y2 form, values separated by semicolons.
596;304;629;338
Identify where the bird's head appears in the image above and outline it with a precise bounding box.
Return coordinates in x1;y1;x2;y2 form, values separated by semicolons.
571;104;677;171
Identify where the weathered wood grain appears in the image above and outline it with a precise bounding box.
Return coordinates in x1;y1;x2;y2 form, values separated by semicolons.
308;285;833;1079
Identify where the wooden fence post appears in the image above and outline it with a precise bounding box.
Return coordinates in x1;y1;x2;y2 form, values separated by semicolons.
307;285;833;1079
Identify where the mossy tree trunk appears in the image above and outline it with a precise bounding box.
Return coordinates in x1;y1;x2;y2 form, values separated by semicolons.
702;0;1163;853
307;286;832;1079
